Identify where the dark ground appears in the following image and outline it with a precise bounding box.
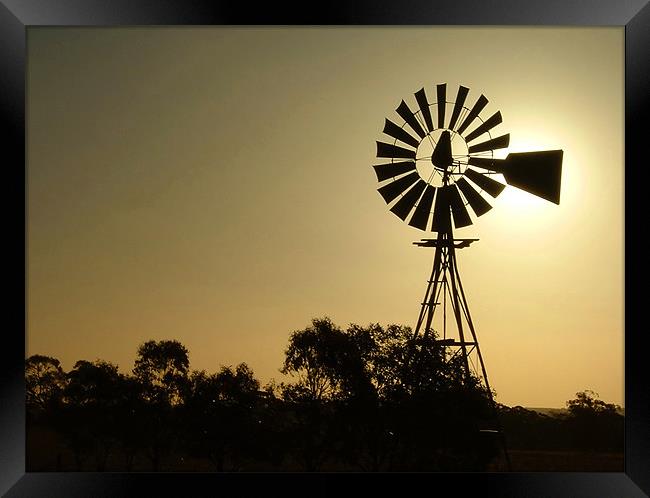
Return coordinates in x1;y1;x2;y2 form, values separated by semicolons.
27;424;623;473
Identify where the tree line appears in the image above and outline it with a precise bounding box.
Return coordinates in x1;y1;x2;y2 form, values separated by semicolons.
26;317;623;472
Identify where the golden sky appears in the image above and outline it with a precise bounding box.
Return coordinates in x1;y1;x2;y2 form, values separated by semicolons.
27;27;623;408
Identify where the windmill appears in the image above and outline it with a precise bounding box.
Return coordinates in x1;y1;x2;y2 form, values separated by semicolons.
373;83;563;469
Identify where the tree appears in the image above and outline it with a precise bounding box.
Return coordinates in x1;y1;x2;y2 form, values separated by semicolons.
565;390;623;451
280;318;498;471
182;370;229;471
133;340;190;405
25;355;66;414
60;359;123;470
344;322;497;470
281;317;371;402
183;363;263;471
346;322;454;400
64;360;121;407
566;390;621;417
25;355;68;471
132;340;191;470
497;405;562;450
214;363;260;404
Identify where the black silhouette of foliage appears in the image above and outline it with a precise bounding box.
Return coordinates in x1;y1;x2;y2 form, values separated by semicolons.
566;389;621;417
497;405;560;450
281;317;371;401
64;360;121;407
182;364;263;471
564;390;623;452
24;318;624;472
279;318;498;470
25;355;66;413
133;339;190;406
58;360;124;470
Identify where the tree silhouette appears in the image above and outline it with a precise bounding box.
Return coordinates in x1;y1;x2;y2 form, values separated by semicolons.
497;405;561;450
25;355;68;471
59;360;123;470
133;340;190;406
278;318;497;470
280;318;376;470
183;363;262;471
281;317;371;402
343;322;496;470
65;360;121;405
24;322;624;472
565;390;623;451
132;340;191;470
25;355;66;414
346;322;457;399
566;389;621;417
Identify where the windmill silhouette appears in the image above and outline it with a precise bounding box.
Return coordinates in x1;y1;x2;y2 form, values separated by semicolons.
373;83;563;470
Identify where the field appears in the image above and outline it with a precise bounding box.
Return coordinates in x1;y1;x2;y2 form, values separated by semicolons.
27;424;623;473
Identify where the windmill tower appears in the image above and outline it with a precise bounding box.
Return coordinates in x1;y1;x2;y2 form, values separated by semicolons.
373;83;563;469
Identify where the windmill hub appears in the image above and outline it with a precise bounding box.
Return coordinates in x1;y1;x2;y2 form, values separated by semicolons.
415;131;470;188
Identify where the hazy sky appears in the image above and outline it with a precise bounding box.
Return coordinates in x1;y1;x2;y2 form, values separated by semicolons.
27;27;623;408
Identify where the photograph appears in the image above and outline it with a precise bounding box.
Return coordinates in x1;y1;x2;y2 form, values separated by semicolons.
25;25;624;473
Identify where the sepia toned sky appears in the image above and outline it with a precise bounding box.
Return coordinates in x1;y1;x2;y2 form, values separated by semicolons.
26;27;624;408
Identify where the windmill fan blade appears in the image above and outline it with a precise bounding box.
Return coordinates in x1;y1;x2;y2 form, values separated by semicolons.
431;185;452;232
457;94;488;134
373;161;417;182
409;184;436;230
465;111;503;143
390;180;427;220
449;185;473;228
465;168;506;197
376;141;416;159
502;150;563;204
456;177;492;216
396;100;426;139
448;86;470;131
468;156;506;171
377;171;420;204
437;83;446;129
415;88;434;132
468;134;510;154
383;119;421;148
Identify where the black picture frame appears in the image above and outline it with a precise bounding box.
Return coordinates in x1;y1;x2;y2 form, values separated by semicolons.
2;1;647;496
